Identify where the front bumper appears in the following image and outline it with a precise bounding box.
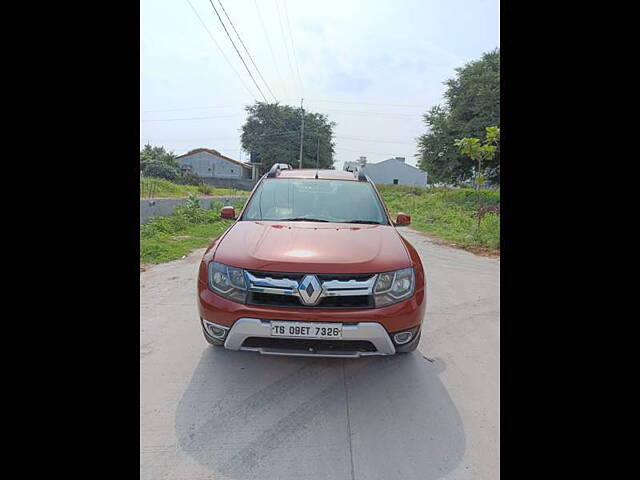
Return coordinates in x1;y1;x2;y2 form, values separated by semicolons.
219;317;397;358
197;279;426;333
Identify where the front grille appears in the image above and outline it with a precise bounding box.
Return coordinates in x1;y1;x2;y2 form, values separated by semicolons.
241;337;377;352
246;270;377;309
248;292;372;309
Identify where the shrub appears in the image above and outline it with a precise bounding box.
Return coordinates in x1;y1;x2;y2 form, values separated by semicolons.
209;200;223;211
175;171;202;185
143;161;181;182
198;183;213;195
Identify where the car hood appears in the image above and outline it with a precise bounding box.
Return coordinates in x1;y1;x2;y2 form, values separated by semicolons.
213;221;411;273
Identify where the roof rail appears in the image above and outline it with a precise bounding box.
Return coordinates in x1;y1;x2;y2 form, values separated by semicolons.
267;163;293;178
353;167;367;182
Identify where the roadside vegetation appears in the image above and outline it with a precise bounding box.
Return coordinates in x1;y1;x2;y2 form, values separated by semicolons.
139;144;250;198
140;177;248;198
140;195;246;264
378;185;500;252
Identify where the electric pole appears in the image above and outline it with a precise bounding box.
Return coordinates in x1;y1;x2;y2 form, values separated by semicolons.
298;98;304;169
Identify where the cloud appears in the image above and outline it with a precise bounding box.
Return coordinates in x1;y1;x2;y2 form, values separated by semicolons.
325;71;372;94
298;20;326;40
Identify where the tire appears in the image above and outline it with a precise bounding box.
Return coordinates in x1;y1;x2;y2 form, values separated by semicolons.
203;330;224;346
395;331;421;353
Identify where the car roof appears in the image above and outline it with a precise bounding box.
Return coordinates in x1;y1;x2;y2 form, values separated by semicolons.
272;169;360;181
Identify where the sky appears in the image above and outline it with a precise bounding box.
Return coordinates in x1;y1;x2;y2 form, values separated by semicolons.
140;0;499;168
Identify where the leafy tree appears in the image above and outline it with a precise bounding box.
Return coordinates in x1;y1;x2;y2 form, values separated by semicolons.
240;102;336;171
417;48;500;184
140;144;178;172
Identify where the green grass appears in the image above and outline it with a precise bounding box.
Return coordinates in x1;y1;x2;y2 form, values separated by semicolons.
140;177;249;198
378;185;500;251
140;196;246;264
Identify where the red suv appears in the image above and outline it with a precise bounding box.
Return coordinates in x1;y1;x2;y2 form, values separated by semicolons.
197;164;426;357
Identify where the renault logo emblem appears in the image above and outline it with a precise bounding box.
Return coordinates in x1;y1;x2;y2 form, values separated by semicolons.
298;275;322;305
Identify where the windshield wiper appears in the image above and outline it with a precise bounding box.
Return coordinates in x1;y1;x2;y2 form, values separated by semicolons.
343;220;383;225
279;217;330;222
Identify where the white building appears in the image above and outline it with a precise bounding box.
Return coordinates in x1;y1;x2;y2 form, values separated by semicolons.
343;156;427;187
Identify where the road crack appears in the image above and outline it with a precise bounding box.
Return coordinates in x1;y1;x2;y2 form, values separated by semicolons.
343;359;356;480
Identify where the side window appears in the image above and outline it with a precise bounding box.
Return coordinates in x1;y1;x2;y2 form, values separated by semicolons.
393;179;399;185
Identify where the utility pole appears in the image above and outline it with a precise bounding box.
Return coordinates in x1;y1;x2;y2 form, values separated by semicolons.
298;98;304;169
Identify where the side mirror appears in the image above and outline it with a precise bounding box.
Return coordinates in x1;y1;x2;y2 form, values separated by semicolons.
220;206;236;220
395;213;411;226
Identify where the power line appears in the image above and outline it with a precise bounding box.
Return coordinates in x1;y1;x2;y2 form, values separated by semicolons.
142;114;240;122
206;0;269;102
282;0;303;95
335;146;415;157
274;0;296;97
254;0;287;100
306;107;420;118
338;135;415;145
297;98;427;108
184;0;256;100
142;104;240;114
216;0;277;102
143;104;419;119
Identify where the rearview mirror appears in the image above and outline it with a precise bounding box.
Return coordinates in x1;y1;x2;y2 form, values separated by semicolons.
395;213;411;226
220;206;236;220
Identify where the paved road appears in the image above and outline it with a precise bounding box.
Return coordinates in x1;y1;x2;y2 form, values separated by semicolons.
140;227;500;480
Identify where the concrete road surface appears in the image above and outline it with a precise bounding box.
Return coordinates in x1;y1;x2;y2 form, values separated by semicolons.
140;227;500;480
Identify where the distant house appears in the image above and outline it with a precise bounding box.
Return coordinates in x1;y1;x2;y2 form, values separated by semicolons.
175;148;260;180
343;156;368;173
343;156;428;187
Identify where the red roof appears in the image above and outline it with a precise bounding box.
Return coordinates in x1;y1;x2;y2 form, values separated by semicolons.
176;148;252;169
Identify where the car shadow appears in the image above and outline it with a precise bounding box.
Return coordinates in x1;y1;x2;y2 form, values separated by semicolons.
170;347;465;480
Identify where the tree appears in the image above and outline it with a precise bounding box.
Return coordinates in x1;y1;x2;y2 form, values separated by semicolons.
455;126;500;231
140;144;178;172
417;48;500;184
240;102;336;171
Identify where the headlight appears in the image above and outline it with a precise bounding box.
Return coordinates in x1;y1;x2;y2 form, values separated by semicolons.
208;262;247;303
373;267;415;307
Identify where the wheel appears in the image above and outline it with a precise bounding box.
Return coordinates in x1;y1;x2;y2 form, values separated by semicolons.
395;331;421;353
202;330;224;346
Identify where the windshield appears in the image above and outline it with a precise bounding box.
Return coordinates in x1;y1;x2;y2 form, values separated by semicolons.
242;178;389;224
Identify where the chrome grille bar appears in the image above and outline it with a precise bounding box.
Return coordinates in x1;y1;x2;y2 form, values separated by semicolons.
245;272;298;296
321;276;377;297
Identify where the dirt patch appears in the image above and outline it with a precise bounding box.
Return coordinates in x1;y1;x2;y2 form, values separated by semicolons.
405;229;500;259
172;235;191;240
457;244;500;259
140;262;153;272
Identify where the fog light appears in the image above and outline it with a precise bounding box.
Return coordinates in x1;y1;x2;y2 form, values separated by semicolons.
202;319;229;340
393;331;413;345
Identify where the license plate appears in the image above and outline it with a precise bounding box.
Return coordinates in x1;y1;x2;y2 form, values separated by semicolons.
271;321;343;339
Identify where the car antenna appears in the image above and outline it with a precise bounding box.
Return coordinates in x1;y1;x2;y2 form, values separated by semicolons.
315;137;320;179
